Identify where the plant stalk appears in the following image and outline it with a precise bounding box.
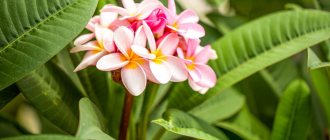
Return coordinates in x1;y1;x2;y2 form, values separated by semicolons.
119;90;134;140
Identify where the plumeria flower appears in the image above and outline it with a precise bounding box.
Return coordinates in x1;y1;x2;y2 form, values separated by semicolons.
165;0;205;39
96;26;148;96
101;0;162;21
71;24;115;72
177;39;217;94
132;22;188;84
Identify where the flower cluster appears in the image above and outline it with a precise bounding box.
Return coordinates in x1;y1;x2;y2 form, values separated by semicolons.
71;0;218;96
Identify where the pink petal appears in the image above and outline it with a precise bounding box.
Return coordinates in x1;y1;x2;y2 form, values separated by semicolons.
109;19;131;30
100;12;118;27
121;63;147;96
95;24;104;44
136;2;162;20
102;29;115;52
166;56;188;82
195;64;217;87
114;27;134;57
176;48;185;59
177;10;199;24
74;51;107;72
70;41;100;53
150;60;172;84
179;23;205;39
158;33;179;55
101;5;130;17
96;53;129;71
122;0;136;12
194;45;217;64
167;0;176;16
134;26;147;47
73;33;95;46
142;22;157;52
186;39;200;57
86;16;100;32
188;67;202;82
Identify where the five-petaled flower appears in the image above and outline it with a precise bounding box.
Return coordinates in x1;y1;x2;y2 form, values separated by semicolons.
71;0;218;95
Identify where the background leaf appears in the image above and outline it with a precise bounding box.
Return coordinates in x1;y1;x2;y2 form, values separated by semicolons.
271;79;311;140
76;98;114;140
216;106;270;140
17;63;82;134
189;88;245;123
153;109;228;140
0;85;19;110
0;0;98;90
0;135;79;140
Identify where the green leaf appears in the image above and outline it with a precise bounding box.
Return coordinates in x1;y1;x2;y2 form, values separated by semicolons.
0;135;80;140
153;109;228;140
17;63;82;134
189;88;245;123
308;49;330;126
212;10;330;93
271;80;311;140
216;106;270;140
0;0;98;90
0;85;19;110
76;98;114;140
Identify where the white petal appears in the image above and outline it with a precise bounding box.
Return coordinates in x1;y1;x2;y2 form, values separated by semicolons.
149;60;172;84
74;51;107;72
121;63;147;96
166;56;188;82
96;53;129;71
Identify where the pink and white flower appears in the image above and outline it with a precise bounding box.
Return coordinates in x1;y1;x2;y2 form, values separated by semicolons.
71;0;218;95
165;0;205;39
132;22;188;84
177;39;217;94
96;26;148;96
71;24;115;72
101;0;162;21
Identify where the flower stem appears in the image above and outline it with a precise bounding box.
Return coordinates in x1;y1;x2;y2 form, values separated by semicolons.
119;90;134;140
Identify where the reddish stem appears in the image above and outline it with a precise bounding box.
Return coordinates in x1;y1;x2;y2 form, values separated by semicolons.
119;91;134;140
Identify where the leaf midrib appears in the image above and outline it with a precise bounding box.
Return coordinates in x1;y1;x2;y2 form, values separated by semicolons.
0;0;78;53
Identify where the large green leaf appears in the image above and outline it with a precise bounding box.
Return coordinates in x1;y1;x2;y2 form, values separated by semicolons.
189;88;245;123
308;49;330;126
153;109;228;140
212;10;330;93
271;80;311;140
0;0;98;90
216;106;270;140
76;98;114;140
0;135;80;140
17;63;82;134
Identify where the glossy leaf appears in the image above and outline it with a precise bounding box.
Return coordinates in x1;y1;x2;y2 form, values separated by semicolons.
0;135;79;140
189;88;245;123
0;0;98;90
308;49;330;126
153;109;228;140
76;98;114;140
271;80;311;140
216;106;270;140
17;63;82;134
212;10;330;93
